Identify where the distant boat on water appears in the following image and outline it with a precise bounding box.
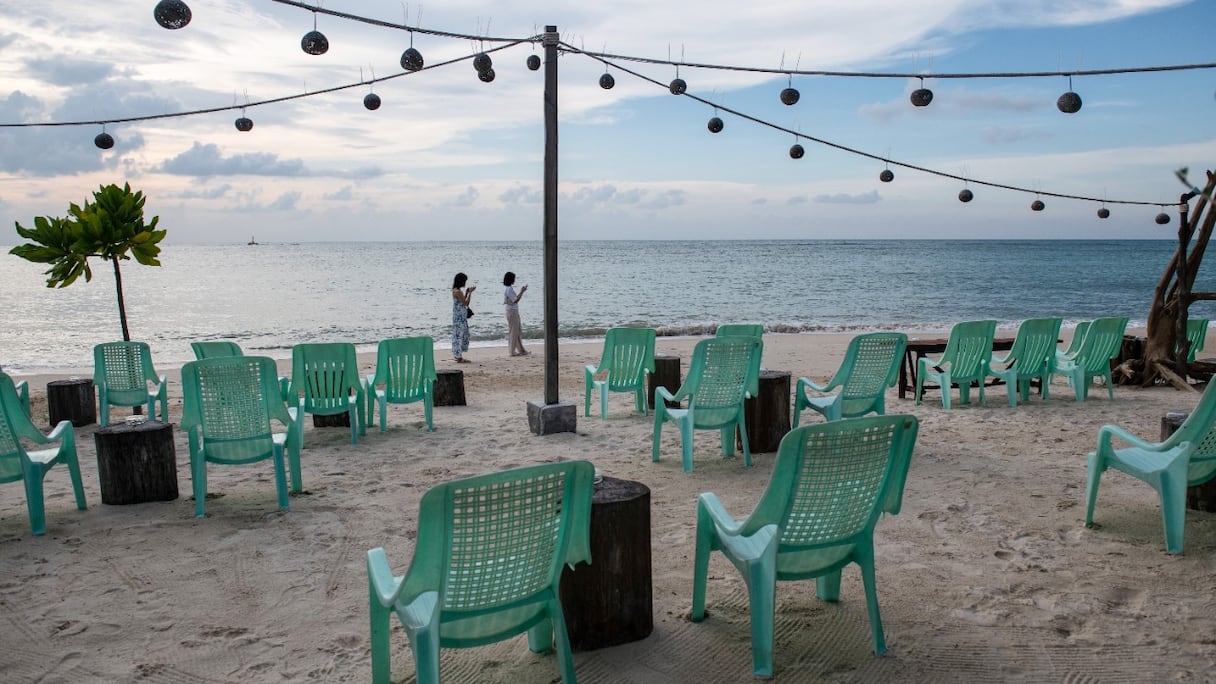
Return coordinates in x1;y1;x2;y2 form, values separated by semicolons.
248;236;258;245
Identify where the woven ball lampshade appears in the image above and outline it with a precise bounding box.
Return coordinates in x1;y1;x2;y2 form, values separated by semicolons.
363;93;381;110
1097;207;1110;219
707;117;724;133
94;132;115;149
153;0;192;30
301;30;328;55
789;144;805;159
910;88;934;107
527;54;541;71
958;189;974;203
1031;199;1045;211
1156;213;1171;225
880;169;895;183
235;116;253;132
473;53;492;73
478;68;496;83
1057;91;1082;114
780;87;800;105
400;47;424;71
669;78;687;95
599;73;615;89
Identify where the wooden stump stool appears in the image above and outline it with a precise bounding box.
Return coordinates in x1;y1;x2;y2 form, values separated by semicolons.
47;378;96;427
560;476;653;651
1161;410;1216;511
738;370;792;454
94;420;178;505
648;354;681;410
312;412;351;428
434;369;466;406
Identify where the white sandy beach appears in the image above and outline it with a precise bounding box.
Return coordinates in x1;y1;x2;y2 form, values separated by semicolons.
3;330;1215;683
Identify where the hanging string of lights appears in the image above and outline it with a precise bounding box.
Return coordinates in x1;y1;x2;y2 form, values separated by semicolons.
10;2;1212;221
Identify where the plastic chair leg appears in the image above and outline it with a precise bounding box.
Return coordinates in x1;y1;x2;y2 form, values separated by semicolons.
23;469;46;536
1160;459;1190;554
368;594;393;684
745;559;776;678
1084;452;1104;528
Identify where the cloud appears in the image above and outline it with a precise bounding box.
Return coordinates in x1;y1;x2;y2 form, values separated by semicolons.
639;189;686;210
234;191;302;212
787;195;808;206
24;56;126;86
814;190;881;204
450;186;479;207
175;184;233;200
339;166;385;180
499;185;541;204
323;186;355;201
159;142;310;177
981;127;1055;144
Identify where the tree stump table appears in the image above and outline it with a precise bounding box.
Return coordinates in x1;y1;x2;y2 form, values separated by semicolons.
738;370;792;454
647;354;681;410
434;369;466;406
94;419;178;505
1161;410;1216;511
312;412;351;428
47;378;96;427
559;476;653;651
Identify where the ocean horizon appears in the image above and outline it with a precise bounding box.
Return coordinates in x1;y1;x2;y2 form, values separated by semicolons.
3;239;1207;375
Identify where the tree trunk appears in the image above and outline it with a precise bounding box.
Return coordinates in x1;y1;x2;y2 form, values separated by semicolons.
112;257;130;342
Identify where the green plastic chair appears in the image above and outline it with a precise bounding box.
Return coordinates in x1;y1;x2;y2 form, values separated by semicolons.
289;342;366;447
190;340;243;359
794;332;907;426
986;317;1063;407
652;336;762;472
1050;317;1129;401
0;371;87;535
915;320;997;410
583;327;657;419
691;414;919;677
1085;380;1216;553
181;356;301;518
0;364;29;417
93;341;168;426
367;460;596;684
365;337;437;432
1179;318;1210;363
1057;320;1091;365
716;323;764;339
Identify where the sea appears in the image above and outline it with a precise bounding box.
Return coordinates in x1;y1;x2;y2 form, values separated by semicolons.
2;239;1208;375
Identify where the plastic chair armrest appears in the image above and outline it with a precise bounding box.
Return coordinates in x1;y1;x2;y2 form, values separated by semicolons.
367;548;404;607
655;386;680;404
1097;424;1165;454
697;492;746;536
44;420;73;444
797;376;833;394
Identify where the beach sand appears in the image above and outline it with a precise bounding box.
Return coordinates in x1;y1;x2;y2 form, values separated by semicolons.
3;331;1215;683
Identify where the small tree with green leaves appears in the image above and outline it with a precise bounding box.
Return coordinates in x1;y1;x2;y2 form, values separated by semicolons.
10;183;166;341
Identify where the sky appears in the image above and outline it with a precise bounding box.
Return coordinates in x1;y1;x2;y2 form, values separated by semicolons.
1;0;1214;243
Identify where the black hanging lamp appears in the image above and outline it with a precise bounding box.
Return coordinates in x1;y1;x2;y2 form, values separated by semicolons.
400;31;424;71
1156;210;1171;225
789;142;805;159
478;68;496;83
1057;75;1082;114
527;54;541;71
669;63;686;95
780;75;799;106
1031;198;1045;211
880;162;894;183
235;110;253;132
153;0;192;29
910;77;933;107
707;113;724;134
94;127;114;150
958;188;974;203
1097;206;1110;219
364;92;381;110
301;12;328;56
599;72;615;89
473;52;493;74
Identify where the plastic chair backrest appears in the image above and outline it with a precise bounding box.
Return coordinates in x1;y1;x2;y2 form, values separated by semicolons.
683;337;762;428
835;333;908;415
744;415;918;562
291;343;361;412
0;372;33;483
191;341;244;359
596;327;657;391
1155;381;1216;485
373;337;436;402
1004;318;1063;377
1184;319;1209;363
94;341;158;405
939;320;997;381
410;461;596;615
1072;317;1129;372
1063;321;1091;356
181;356;288;464
716;324;764;339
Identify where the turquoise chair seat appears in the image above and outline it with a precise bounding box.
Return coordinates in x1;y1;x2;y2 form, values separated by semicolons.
181;356;301;518
691;415;919;677
652;336;763;472
289;342;367;447
1085;380;1216;553
365;337;437;432
794;332;906;425
0;371;87;535
1051;317;1129;401
93;341;168;426
584;327;657;419
916;320;997;410
985;317;1063;407
367;460;596;684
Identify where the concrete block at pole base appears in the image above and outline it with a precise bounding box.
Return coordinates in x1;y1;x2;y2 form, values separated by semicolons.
527;400;577;435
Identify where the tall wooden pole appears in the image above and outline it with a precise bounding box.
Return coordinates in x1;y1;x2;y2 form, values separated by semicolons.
543;25;559;405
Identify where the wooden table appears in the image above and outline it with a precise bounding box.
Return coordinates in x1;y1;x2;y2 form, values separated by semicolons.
899;336;1016;400
737;370;791;453
93;419;178;505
